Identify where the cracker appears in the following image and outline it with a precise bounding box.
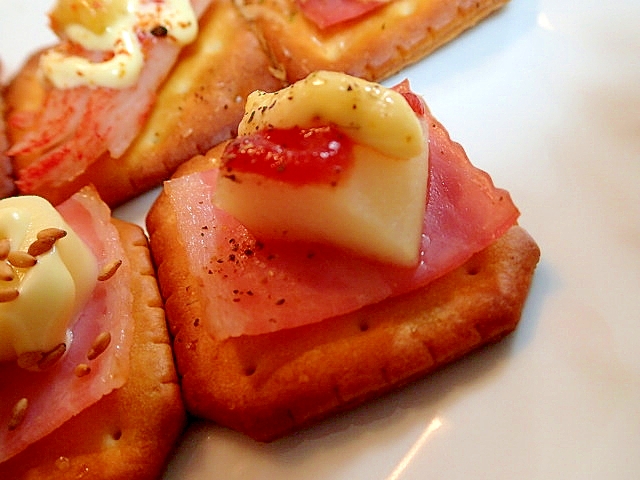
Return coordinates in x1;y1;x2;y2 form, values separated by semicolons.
0;219;184;479
2;0;508;206
2;0;284;207
146;149;540;442
236;0;511;82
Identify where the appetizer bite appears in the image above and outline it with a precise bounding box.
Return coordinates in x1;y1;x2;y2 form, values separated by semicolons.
235;0;511;82
0;188;183;479
146;71;540;441
2;0;510;208
2;0;283;206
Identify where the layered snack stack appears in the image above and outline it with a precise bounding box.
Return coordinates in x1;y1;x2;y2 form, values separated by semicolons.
146;71;539;441
0;1;538;477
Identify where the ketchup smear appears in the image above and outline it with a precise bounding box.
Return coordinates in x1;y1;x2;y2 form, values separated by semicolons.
221;125;354;186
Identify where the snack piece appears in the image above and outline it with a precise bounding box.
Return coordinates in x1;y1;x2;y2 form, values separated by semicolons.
236;0;511;82
217;71;429;266
146;73;539;441
0;187;184;479
2;0;508;207
3;0;284;206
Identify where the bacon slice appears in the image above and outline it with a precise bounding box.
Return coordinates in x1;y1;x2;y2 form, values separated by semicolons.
0;186;133;463
296;0;389;29
8;0;214;194
164;107;519;338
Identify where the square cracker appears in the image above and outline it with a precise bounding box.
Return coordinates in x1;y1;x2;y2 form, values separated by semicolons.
236;0;511;82
146;147;540;442
3;0;284;207
0;219;184;479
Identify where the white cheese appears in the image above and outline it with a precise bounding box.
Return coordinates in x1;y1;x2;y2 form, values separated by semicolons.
0;196;98;362
216;72;429;267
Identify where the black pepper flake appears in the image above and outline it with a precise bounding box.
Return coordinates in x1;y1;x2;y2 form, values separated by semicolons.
150;25;168;37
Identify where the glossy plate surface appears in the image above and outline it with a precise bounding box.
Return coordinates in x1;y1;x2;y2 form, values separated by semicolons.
1;1;639;478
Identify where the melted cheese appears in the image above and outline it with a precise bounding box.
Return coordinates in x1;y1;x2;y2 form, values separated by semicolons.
239;70;424;159
0;197;98;362
40;0;199;89
217;71;429;266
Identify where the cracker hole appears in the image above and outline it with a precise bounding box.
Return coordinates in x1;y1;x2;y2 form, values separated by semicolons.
244;365;256;376
103;427;123;448
359;320;369;332
466;265;481;276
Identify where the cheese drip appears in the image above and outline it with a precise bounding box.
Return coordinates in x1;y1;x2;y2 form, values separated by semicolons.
0;196;98;363
41;0;199;89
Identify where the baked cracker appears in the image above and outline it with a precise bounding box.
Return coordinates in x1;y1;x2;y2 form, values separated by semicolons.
2;0;284;207
236;0;511;82
146;147;540;442
0;219;184;479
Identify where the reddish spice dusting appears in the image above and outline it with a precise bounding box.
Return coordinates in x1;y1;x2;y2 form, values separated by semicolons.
220;125;354;186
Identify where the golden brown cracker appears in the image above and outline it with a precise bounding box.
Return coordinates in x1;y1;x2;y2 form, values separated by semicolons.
146;149;540;442
0;219;184;479
3;0;284;207
236;0;511;82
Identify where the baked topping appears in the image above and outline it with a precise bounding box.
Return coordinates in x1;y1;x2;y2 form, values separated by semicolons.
0;196;98;363
216;71;429;267
239;70;425;159
41;0;199;89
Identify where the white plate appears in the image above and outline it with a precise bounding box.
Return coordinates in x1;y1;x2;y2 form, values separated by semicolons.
2;1;640;478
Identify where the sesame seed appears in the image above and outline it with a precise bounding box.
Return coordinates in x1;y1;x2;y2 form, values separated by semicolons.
98;259;122;281
7;251;37;268
27;238;56;257
87;331;111;360
36;228;67;242
0;261;15;281
0;286;19;303
8;398;28;431
74;364;92;377
37;343;66;370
